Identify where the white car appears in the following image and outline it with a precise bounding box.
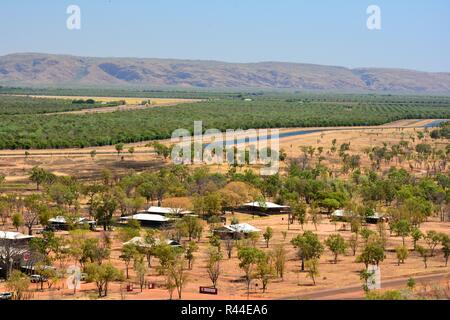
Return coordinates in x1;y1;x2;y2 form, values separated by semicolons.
0;292;12;300
30;274;48;283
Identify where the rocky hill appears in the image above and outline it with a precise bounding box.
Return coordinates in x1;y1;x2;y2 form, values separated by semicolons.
1;53;450;94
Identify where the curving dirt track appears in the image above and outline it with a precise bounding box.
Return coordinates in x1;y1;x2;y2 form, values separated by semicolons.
280;272;450;300
45;100;202;115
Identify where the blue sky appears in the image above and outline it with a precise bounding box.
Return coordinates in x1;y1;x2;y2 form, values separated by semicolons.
1;0;449;71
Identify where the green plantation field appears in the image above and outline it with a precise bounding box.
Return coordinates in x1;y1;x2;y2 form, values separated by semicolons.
0;95;122;115
3;86;450;102
0;94;449;149
0;86;237;100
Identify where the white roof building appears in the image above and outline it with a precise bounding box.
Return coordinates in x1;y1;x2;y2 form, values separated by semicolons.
331;210;346;218
0;231;34;241
48;216;95;224
121;213;171;223
367;212;384;219
123;236;180;248
243;202;290;209
143;206;193;216
331;210;386;222
222;223;261;234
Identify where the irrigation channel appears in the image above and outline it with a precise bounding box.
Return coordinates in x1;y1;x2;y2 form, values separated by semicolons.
0;119;447;157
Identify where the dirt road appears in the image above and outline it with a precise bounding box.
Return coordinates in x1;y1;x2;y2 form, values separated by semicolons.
281;272;450;300
45;100;201;115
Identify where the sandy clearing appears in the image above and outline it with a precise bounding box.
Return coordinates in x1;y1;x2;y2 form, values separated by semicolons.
8;95;201;115
1;119;446;186
13;94;199;105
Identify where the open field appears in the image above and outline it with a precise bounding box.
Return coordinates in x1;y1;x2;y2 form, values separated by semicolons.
45;101;201;115
0;94;123;115
0;86;238;99
25;95;198;105
0;92;449;301
4;94;201;115
0;119;445;188
25;95;201;114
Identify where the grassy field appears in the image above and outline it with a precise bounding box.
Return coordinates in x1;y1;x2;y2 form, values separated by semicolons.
24;95;198;106
3;86;450;101
0;86;240;99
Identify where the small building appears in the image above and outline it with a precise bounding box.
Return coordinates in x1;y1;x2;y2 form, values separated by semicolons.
47;216;96;231
365;212;388;224
0;231;34;278
120;213;172;228
214;223;261;240
143;206;193;218
0;231;33;245
331;210;387;224
331;209;348;221
123;236;181;248
20;264;56;276
240;201;290;216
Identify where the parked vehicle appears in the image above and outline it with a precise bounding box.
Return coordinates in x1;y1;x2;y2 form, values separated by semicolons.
30;274;48;283
0;292;13;300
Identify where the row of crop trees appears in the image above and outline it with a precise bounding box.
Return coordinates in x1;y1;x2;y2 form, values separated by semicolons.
0;95;122;115
4;86;450;103
1;97;449;149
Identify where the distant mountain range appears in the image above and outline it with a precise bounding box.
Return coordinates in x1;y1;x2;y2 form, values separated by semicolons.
1;53;450;94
